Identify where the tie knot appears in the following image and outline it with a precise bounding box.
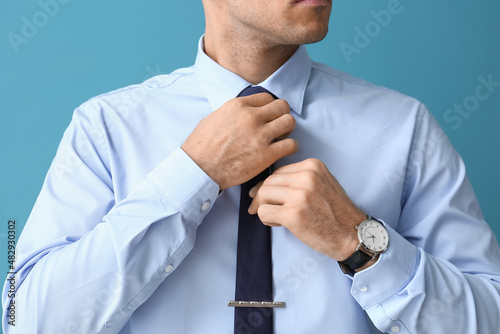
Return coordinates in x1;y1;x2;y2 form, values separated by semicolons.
237;85;277;99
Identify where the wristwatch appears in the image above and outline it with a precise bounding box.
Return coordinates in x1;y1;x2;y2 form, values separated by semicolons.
338;216;389;274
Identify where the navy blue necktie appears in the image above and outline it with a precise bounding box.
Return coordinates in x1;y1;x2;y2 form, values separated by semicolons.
234;86;275;334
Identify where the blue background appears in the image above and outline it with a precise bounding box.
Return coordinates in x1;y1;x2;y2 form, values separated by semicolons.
0;0;499;328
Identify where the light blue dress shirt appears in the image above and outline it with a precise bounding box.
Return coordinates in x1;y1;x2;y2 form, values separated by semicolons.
3;36;500;333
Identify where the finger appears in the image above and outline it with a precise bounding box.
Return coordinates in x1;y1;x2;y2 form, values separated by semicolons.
275;129;293;142
272;158;326;175
248;173;297;200
257;204;285;227
239;92;276;107
254;173;297;188
268;138;300;161
248;185;290;214
264;113;296;143
258;99;291;122
249;180;264;198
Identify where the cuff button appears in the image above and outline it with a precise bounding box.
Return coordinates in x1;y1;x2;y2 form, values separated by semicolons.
201;201;211;211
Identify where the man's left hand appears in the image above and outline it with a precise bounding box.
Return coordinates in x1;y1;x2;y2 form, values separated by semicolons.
248;158;367;261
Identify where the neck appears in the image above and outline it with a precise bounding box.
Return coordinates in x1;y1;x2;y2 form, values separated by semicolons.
203;26;298;85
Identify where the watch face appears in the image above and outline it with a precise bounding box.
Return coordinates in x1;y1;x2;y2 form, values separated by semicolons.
358;220;389;253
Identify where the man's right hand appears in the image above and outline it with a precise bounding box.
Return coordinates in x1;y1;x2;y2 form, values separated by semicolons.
181;92;298;190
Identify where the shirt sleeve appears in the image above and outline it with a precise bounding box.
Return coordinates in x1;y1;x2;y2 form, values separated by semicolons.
1;104;220;333
351;105;500;333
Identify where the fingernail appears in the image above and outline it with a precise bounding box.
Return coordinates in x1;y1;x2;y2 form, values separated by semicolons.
248;202;255;215
294;139;300;152
249;187;256;198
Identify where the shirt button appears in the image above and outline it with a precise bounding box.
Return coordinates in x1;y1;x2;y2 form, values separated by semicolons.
359;285;368;292
201;201;211;211
165;265;174;273
391;325;400;333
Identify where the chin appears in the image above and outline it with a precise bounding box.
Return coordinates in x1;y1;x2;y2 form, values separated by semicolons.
293;25;329;45
306;28;329;44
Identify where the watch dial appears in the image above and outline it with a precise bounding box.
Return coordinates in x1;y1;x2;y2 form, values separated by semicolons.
359;220;389;253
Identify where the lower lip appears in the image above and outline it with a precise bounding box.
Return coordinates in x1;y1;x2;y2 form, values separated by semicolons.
293;0;330;5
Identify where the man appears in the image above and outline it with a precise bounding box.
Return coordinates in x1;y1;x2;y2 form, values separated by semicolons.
3;0;500;333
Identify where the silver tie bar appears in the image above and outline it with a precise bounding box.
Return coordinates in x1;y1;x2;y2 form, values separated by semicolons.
227;301;286;308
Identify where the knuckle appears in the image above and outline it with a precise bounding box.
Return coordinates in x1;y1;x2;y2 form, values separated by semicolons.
305;158;324;170
300;170;317;184
263;93;276;103
299;171;321;191
264;173;278;185
240;109;257;125
257;205;271;222
251;136;265;150
280;113;296;130
275;98;290;111
231;97;246;109
257;184;269;196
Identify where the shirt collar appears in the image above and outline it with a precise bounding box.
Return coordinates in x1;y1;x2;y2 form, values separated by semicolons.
195;36;311;115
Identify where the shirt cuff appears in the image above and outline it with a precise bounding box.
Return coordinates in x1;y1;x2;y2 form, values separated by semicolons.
147;147;220;225
350;224;419;309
